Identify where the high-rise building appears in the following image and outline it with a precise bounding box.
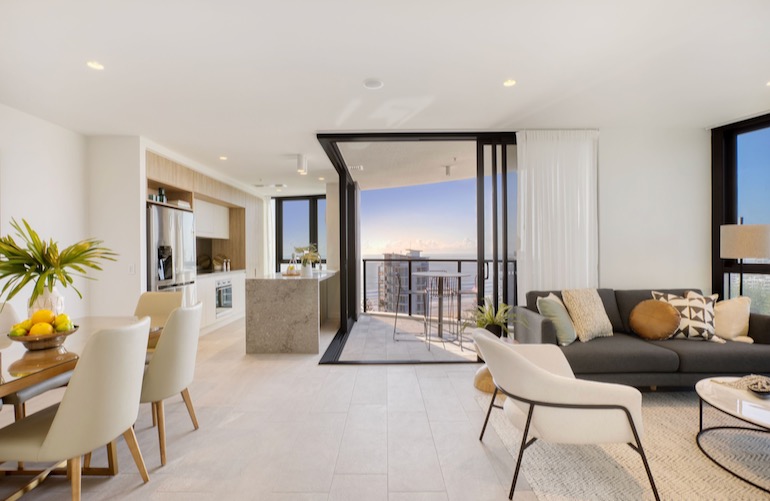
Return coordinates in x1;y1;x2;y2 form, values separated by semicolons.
378;250;429;315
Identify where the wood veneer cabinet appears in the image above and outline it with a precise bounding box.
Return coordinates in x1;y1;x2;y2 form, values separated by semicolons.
146;151;264;278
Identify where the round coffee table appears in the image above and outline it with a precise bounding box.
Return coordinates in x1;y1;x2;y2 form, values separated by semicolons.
695;376;770;493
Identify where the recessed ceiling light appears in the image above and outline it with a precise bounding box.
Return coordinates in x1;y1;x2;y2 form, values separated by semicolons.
219;156;228;160
86;61;104;70
503;79;517;87
349;164;365;171
276;188;282;193
766;81;770;87
363;78;384;90
318;177;325;181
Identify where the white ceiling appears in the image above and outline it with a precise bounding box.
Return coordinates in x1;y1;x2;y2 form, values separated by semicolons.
1;0;769;196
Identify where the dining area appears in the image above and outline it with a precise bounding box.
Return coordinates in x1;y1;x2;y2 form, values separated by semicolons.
0;292;202;500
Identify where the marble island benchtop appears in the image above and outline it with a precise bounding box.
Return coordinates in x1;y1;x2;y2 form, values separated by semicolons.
245;270;339;354
261;270;338;281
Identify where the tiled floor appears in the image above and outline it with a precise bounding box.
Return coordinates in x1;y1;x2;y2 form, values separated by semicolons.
340;314;478;362
0;318;534;500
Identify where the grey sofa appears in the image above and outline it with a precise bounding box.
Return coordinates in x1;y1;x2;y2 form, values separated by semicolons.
513;288;770;387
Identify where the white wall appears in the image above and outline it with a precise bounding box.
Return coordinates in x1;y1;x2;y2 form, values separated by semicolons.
598;127;712;292
0;103;91;318
87;136;145;315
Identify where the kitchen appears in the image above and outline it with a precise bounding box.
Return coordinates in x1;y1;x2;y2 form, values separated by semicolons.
146;151;254;333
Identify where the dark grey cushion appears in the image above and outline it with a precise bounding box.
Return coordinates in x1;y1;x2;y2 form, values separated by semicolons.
651;339;770;373
561;333;680;374
614;289;699;334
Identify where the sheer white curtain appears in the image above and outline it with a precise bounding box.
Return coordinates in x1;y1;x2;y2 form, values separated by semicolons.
516;130;599;304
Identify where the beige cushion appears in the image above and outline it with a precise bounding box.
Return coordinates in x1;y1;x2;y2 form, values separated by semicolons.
562;289;613;343
714;296;751;340
629;300;681;340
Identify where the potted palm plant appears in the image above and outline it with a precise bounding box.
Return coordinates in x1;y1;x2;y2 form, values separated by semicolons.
464;298;513;338
0;218;117;314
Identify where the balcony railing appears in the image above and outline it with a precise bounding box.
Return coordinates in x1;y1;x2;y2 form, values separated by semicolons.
362;258;515;319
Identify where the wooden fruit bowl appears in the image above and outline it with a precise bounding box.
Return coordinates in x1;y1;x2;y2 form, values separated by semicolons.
7;326;79;351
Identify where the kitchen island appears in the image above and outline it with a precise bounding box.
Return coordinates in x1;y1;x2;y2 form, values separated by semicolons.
245;270;339;354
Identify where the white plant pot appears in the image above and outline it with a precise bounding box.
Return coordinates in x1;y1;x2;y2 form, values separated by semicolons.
28;287;65;317
301;265;313;278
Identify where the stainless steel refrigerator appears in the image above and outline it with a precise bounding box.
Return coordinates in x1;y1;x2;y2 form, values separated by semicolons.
147;204;196;306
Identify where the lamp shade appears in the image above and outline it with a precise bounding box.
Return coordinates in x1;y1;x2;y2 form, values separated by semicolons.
720;224;770;259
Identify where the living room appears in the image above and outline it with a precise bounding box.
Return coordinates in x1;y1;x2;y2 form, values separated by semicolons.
0;1;768;499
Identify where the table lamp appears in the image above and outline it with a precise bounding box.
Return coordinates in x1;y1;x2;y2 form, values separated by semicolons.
720;223;770;296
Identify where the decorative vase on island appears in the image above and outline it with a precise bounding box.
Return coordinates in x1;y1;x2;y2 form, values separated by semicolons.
301;265;313;278
28;287;65;317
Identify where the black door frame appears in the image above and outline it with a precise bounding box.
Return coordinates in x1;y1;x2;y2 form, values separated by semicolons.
317;131;517;361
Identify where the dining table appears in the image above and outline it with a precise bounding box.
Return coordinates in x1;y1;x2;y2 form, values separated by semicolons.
412;271;471;339
0;316;160;480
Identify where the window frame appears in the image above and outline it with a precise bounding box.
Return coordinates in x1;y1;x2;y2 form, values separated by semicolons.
274;194;326;272
711;112;770;296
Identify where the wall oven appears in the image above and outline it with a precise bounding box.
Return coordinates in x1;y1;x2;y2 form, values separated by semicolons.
215;279;233;317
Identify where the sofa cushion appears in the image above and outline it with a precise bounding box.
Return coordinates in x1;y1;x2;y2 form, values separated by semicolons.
526;289;624;332
615;289;699;334
536;294;576;346
560;333;680;374
714;296;751;340
651;338;770;373
652;291;718;340
629;300;681;340
563;289;613;342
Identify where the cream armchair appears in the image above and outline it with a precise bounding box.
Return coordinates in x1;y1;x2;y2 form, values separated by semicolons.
472;329;659;501
0;318;151;500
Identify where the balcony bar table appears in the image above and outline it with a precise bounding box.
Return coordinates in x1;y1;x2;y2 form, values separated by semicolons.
412;271;470;339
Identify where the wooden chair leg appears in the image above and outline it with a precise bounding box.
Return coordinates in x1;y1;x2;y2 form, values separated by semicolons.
122;428;149;483
15;403;26;470
83;452;91;469
151;401;158;427
67;456;81;501
156;400;167;466
180;388;199;430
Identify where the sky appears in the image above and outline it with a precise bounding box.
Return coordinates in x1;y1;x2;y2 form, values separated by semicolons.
360;179;477;257
737;126;770;224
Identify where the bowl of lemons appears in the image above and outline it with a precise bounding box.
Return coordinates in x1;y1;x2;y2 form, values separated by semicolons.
7;309;78;351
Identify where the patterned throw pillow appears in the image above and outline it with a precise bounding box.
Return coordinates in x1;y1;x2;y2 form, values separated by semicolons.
651;291;718;340
562;289;613;343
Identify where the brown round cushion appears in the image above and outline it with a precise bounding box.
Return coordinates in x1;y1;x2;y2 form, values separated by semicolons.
629;299;681;340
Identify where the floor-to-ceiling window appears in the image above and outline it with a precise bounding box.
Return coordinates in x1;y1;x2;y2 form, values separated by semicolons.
274;195;326;272
712;113;770;312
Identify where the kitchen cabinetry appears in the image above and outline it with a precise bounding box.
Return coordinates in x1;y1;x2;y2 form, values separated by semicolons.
231;271;245;314
196;274;217;328
195;198;230;239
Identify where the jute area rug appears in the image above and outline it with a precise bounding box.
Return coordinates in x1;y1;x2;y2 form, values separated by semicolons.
477;391;770;500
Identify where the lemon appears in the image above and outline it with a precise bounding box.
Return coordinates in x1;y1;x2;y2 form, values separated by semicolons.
30;309;55;326
9;327;27;337
29;322;54;336
54;313;73;332
15;319;32;331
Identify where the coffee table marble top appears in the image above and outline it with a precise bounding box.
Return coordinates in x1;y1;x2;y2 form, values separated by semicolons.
696;376;770;430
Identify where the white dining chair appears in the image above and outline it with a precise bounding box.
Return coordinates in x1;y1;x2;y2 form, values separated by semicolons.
1;302;74;473
134;291;184;329
473;330;659;501
0;317;152;501
140;303;203;466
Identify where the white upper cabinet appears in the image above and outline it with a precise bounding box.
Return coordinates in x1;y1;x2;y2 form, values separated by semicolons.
195;197;229;239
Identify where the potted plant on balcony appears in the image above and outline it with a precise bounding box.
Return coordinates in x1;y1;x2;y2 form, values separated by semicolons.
0;218;117;314
464;298;513;338
294;244;320;277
